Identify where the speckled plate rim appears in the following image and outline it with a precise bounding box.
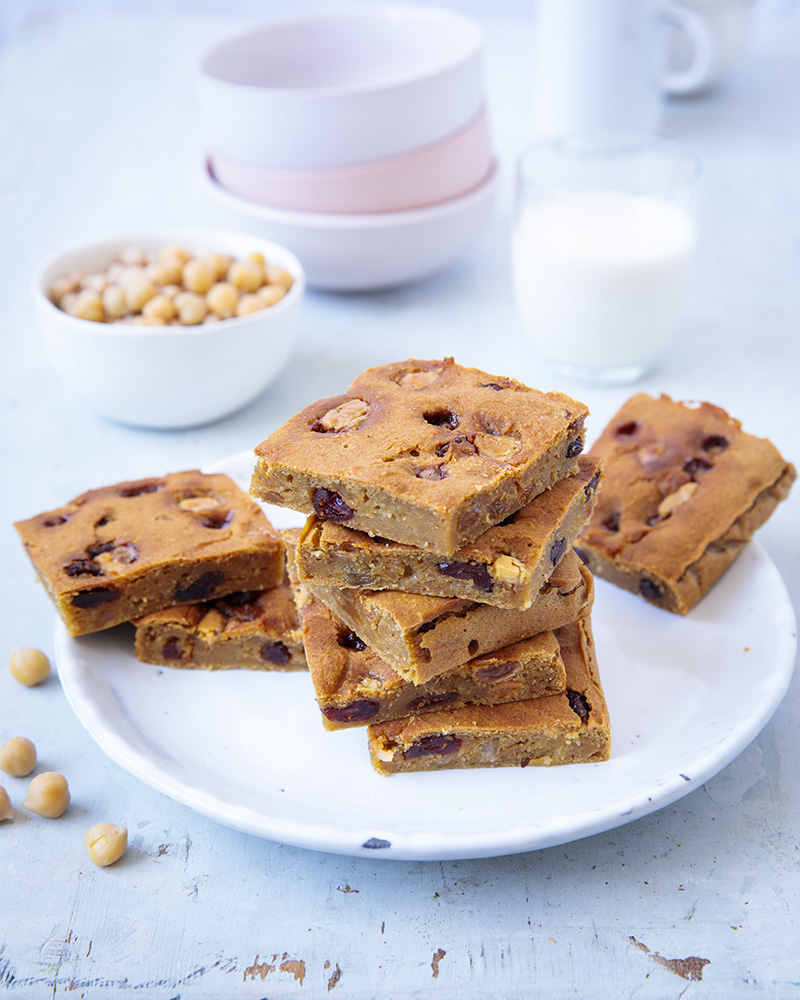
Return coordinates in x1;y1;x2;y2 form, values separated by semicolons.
54;452;797;861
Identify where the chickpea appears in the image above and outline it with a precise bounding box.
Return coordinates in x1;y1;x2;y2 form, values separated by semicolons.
49;272;81;302
9;648;50;687
154;256;184;286
206;281;238;319
174;291;207;325
143;262;162;285
131;314;166;326
0;737;37;777
72;289;104;322
160;244;190;265
113;265;138;288
102;284;128;319
202;313;221;324
119;246;149;267
0;786;12;822
201;253;232;280
258;284;287;308
51;246;292;326
123;272;156;312
107;261;126;281
235;293;264;317
228;260;262;293
85;823;128;867
24;771;70;818
182;258;215;295
264;265;294;289
80;272;109;293
142;293;177;322
59;291;80;315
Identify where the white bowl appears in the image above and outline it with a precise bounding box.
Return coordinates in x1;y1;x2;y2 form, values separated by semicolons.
204;161;498;292
34;230;305;430
209;106;493;215
199;5;484;170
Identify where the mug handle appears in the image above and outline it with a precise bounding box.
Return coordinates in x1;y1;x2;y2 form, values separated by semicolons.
661;3;716;96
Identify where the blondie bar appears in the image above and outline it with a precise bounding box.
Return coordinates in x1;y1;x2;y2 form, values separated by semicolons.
575;394;796;614
15;471;285;636
298;588;566;729
296;455;602;609
368;618;610;773
307;549;593;684
134;578;306;671
251;358;589;556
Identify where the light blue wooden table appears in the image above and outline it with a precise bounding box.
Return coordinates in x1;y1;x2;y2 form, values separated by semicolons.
2;5;798;997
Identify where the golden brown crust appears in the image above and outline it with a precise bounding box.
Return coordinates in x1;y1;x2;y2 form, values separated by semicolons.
575;394;795;613
307;549;594;684
14;471;285;635
134;575;306;671
368;618;610;773
299;588;566;729
295;455;603;608
251;358;589;555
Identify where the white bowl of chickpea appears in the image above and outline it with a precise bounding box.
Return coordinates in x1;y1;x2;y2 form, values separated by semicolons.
34;230;305;429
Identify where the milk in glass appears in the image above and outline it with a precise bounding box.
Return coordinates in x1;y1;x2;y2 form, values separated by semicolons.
512;190;695;374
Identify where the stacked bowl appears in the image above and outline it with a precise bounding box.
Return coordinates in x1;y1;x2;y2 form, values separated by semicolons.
200;5;497;291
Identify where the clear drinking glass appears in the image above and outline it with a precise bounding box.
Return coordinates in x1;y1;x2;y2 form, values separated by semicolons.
512;132;701;385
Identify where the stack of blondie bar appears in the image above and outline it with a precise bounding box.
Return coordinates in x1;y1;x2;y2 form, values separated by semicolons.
250;358;612;774
16;373;794;781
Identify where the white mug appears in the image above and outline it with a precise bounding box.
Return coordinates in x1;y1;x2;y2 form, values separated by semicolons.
530;0;716;136
665;0;756;94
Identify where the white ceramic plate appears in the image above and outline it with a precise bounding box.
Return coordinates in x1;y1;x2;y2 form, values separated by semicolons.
54;453;797;861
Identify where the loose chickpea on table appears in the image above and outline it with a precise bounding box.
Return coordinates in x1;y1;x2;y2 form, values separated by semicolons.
49;246;294;326
23;771;70;818
84;823;128;867
9;647;50;686
0;737;37;777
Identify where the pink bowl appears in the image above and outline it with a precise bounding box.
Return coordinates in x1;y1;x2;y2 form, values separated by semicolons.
209;108;493;214
199;5;484;170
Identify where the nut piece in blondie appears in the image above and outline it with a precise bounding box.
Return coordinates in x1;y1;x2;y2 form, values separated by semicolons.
307;549;593;684
575;394;796;614
368;618;610;773
134;577;305;671
251;357;589;556
298;587;566;729
296;455;602;608
14;471;285;636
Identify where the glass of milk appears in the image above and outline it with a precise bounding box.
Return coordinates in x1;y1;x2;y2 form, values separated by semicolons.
512;132;701;384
